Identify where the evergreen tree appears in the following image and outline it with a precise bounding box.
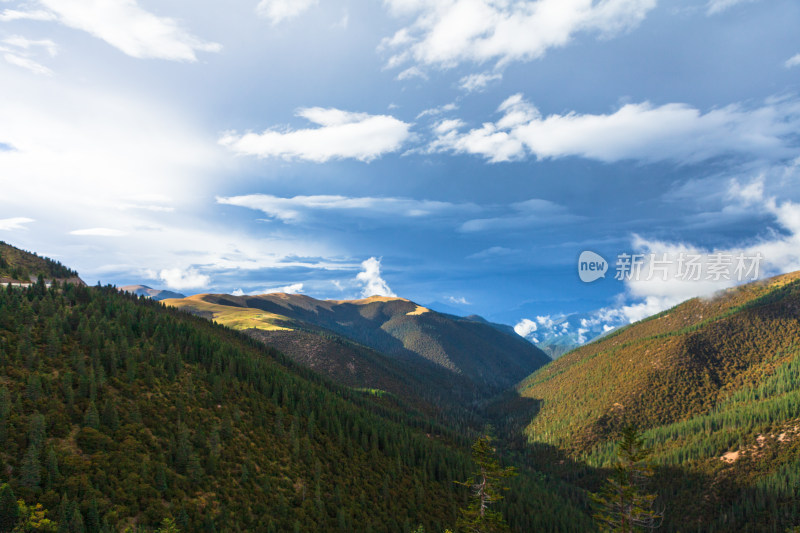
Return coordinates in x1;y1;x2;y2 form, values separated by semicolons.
0;483;20;532
455;434;517;533
156;518;180;533
84;499;100;533
21;444;42;490
83;402;99;430
590;425;663;532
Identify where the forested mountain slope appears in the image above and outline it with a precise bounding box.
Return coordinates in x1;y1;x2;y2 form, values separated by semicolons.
164;293;549;394
0;241;82;285
0;243;592;532
518;271;800;531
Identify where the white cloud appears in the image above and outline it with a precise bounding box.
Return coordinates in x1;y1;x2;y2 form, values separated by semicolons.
0;9;56;22
431;94;800;163
217;194;476;223
381;0;656;70
3;36;58;57
459;71;502;92
263;282;304;294
36;0;220;61
158;267;211;290
69;227;127;237
356;257;396;298
706;0;759;15
232;288;245;297
459;198;580;232
3;53;52;76
785;54;800;69
396;66;428;81
514;318;537;337
219;107;412;163
256;0;317;25
0;217;34;231
446;295;470;305
467;246;515;260
604;171;800;324
416;102;458;119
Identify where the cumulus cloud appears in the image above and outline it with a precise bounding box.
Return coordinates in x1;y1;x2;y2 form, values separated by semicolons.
431;94;800;163
256;0;317;25
459;72;502;92
446;295;470;305
514;318;538;337
600;169;800;325
35;0;220;61
219;107;412;163
786;54;800;69
217;194;476;223
69;227;127;237
381;0;655;70
0;217;34;231
356;257;396;298
158;267;211;290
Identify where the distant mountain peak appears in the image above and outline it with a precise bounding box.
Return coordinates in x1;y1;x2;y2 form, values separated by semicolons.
119;284;185;301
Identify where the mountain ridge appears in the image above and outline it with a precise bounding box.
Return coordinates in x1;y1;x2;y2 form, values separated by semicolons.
163;291;550;396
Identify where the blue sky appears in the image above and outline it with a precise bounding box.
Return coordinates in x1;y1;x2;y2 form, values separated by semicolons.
1;0;799;337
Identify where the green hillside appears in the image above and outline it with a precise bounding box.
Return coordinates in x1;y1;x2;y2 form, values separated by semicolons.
518;271;800;531
0;245;592;532
0;242;81;284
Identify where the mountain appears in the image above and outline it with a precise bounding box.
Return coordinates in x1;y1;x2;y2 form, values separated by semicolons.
162;293;550;395
514;312;621;359
517;271;800;531
0;241;83;285
119;284;186;301
0;242;589;532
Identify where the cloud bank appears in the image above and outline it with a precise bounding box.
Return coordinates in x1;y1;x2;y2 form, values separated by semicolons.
431;94;800;163
217;194;476;223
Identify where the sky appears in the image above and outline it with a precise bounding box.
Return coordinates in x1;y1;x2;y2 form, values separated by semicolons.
1;0;799;341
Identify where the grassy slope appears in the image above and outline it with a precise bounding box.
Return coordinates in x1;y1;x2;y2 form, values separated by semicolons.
518;271;800;531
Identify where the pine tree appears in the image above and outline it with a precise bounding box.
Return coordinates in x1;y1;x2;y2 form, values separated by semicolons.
83;402;99;430
455;434;517;533
590;425;663;532
0;483;20;532
21;444;42;490
85;499;100;533
156;517;180;533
